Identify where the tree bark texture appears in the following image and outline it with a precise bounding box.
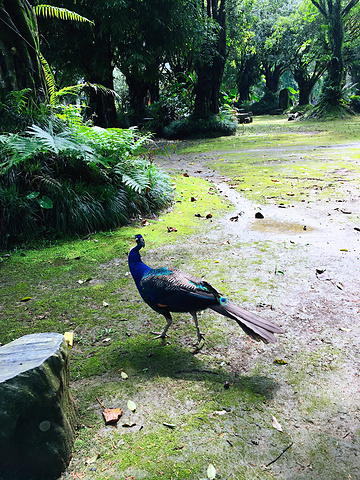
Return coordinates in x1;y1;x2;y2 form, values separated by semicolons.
236;55;260;102
84;27;117;128
0;0;43;102
263;61;285;93
194;0;226;118
310;0;360;105
293;64;325;105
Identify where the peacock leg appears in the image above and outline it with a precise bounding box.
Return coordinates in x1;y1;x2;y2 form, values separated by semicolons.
150;312;172;339
190;311;205;344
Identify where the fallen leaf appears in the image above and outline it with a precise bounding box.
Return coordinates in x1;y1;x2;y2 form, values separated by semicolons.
96;397;123;425
163;422;176;428
273;358;287;365
207;464;216;480
210;410;227;418
102;301;109;307
85;455;99;465
272;415;283;432
167;226;178;232
103;407;123;424
20;296;31;302
121;371;129;379
63;331;74;348
127;400;137;411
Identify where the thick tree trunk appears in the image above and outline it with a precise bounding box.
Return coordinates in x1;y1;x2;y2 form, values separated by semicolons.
125;75;159;120
310;0;360;108
294;69;316;105
324;0;344;104
0;0;43;102
85;31;117;128
263;61;284;93
193;0;226;118
236;55;260;102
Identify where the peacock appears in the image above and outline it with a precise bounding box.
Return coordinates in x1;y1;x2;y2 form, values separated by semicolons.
128;234;284;345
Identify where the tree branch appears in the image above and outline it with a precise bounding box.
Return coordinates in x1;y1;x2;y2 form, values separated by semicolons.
342;0;360;17
310;0;328;17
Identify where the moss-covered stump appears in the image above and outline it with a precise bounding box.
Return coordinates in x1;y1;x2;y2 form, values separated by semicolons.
0;333;75;480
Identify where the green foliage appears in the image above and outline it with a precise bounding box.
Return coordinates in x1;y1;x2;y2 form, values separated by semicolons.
33;4;94;24
250;89;279;115
163;111;238;139
0;120;173;248
0;89;51;134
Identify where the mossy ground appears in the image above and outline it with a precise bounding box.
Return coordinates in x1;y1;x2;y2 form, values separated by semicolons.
1;116;360;480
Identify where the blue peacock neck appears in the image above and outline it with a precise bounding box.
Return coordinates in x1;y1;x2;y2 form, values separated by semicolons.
128;244;151;286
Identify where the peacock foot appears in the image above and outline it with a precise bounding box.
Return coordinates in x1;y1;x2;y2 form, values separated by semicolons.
194;332;205;346
150;331;169;340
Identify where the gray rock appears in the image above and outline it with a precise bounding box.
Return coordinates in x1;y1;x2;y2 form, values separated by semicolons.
0;333;76;480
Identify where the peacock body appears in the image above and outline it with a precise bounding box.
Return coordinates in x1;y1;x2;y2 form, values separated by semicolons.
128;234;284;344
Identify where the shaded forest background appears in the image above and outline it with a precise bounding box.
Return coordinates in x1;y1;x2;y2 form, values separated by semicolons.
1;0;360;247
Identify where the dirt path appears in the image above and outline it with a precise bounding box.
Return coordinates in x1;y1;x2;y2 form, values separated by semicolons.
155;145;360;479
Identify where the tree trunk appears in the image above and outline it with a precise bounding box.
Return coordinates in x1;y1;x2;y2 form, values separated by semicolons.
87;75;117;128
0;0;43;102
125;75;156;120
193;0;226;118
236;55;260;102
324;0;344;104
263;61;283;93
309;0;360;108
294;69;316;105
85;30;117;128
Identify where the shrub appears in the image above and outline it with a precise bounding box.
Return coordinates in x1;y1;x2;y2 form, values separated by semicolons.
0;121;173;249
163;110;237;139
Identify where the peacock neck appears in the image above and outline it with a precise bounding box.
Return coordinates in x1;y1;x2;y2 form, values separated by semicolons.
128;245;151;286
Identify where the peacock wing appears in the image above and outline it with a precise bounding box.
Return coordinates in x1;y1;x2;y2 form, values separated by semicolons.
140;268;218;311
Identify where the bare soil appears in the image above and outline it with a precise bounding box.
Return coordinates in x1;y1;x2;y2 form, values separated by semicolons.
152;143;360;479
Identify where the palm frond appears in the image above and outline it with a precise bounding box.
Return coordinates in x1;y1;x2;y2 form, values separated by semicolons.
33;5;94;25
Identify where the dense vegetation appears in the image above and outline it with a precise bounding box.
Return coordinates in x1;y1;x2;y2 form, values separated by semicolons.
1;0;360;246
0;90;173;248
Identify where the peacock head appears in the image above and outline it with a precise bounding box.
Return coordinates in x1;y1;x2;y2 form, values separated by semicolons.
134;234;145;249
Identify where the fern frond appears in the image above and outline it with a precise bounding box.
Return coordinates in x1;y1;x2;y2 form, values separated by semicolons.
33;5;94;25
39;54;56;106
27;124;58;153
121;172;150;194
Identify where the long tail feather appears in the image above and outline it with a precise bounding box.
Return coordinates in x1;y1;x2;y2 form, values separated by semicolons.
209;303;284;344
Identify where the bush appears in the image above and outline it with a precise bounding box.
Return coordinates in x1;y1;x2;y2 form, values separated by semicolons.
350;95;360;113
163;111;238;139
0;121;173;249
250;90;279;115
